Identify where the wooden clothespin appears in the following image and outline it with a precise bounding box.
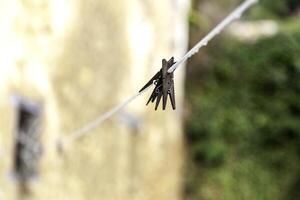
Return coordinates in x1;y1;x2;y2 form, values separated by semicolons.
140;57;176;110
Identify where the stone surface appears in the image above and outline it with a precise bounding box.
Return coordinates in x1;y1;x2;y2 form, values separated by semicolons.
0;0;189;199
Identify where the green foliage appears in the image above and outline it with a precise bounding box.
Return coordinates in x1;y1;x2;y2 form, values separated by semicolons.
252;0;300;18
185;31;300;200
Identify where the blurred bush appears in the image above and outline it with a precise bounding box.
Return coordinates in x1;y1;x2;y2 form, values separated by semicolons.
184;1;300;199
258;0;300;17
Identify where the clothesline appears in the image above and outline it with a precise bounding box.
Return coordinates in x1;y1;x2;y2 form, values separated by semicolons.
59;0;259;150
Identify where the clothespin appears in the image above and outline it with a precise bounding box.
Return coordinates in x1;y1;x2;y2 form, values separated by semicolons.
139;57;176;110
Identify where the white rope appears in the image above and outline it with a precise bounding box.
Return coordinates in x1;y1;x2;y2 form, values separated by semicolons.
168;0;259;73
60;0;258;149
60;85;152;147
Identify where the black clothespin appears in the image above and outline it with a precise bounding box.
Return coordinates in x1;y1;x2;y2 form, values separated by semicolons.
139;57;176;110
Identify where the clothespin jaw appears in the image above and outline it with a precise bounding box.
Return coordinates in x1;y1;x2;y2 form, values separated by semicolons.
139;70;161;93
162;58;176;110
140;57;176;110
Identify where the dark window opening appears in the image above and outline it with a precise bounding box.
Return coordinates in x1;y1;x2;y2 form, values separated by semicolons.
13;97;42;183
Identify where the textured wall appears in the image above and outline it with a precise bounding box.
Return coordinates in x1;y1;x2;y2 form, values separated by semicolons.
0;0;189;199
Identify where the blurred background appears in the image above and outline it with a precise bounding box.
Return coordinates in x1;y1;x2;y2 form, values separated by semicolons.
0;0;299;200
185;0;300;200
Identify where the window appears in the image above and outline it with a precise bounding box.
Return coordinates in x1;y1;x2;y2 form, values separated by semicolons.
12;96;42;182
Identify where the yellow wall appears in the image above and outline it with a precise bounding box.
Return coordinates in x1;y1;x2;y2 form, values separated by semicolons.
0;0;189;199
